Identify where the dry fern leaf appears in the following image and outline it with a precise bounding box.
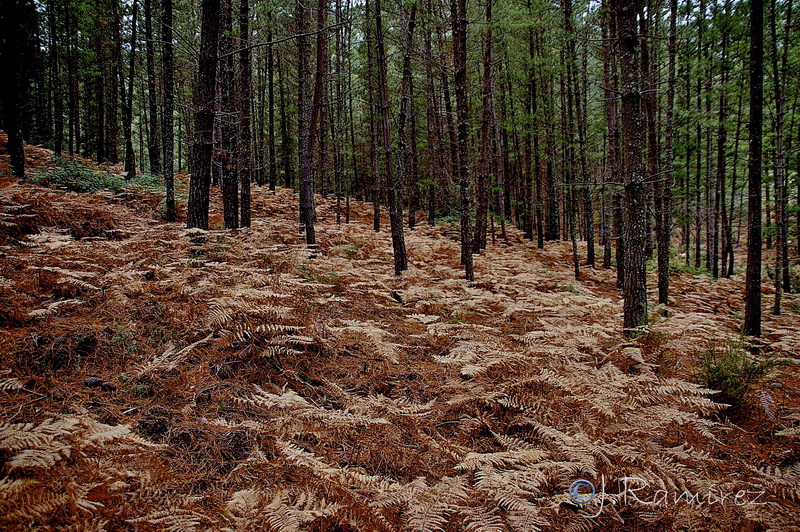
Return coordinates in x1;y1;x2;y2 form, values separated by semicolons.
127;508;210;531
0;370;24;392
136;333;213;376
27;298;84;317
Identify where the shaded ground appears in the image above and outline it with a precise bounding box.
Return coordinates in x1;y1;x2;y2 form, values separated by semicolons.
1;136;799;530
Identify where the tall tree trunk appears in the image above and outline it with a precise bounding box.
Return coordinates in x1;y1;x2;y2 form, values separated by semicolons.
563;4;580;280
311;0;329;199
726;78;744;277
145;0;161;174
267;12;277;191
0;0;33;179
398;2;417;231
238;0;252;227
578;21;594;267
601;3;619;271
642;1;661;282
366;0;381;231
161;0;175;221
297;0;317;246
715;2;730;279
123;0;139;178
744;0;764;337
334;0;344;224
376;0;408;274
48;0;63;157
277;53;293;189
658;0;676;305
614;0;647;335
220;0;239;229
187;0;222;229
423;2;442;226
453;0;473;280
473;0;493;253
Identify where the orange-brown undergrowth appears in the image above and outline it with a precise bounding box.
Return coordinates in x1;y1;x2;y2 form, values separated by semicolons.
1;138;799;531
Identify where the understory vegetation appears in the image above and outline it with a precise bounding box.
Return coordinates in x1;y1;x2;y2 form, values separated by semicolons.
0;142;799;530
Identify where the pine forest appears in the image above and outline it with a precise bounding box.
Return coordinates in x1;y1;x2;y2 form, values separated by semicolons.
0;0;799;529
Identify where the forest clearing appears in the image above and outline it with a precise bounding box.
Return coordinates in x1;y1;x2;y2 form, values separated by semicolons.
0;137;799;530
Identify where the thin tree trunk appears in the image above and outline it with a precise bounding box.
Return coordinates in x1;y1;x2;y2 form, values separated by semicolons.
601;3;619;270
268;12;277;191
161;0;175;221
744;0;764;337
48;0;63;156
453;0;473;280
473;0;493;253
715;2;730;279
423;3;440;226
311;0;329;199
658;0;676;305
145;0;161;174
297;0;317;246
377;0;408;274
726;79;744;276
123;0;138;178
277;53;293;189
771;0;792;311
399;2;418;231
366;0;381;231
238;0;252;227
187;0;221;229
220;0;239;229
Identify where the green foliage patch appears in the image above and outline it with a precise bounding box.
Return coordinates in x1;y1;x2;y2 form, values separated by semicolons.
697;340;789;409
31;157;163;193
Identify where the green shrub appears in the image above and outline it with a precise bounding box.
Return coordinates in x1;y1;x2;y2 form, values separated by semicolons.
32;157;121;192
32;157;164;193
697;340;789;408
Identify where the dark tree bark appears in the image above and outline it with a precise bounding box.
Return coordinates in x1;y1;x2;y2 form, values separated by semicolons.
267;12;277;191
715;1;730;279
297;0;317;246
145;0;161;174
220;0;239;229
453;0;473;280
771;0;792;312
376;0;407;274
601;3;619;271
398;2;417;231
657;0;677;305
366;0;381;232
0;0;37;179
531;40;543;250
423;2;442;226
563;3;580;280
238;0;252;227
122;0;138;178
334;0;344;224
277;52;293;189
47;0;63;157
744;0;764;337
614;0;647;335
161;0;175;221
726;78;745;277
187;0;222;229
310;0;329;199
473;0;493;253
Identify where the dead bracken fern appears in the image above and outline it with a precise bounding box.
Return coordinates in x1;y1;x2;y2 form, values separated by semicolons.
0;157;798;531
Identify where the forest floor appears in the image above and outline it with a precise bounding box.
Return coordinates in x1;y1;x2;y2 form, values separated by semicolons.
1;134;800;531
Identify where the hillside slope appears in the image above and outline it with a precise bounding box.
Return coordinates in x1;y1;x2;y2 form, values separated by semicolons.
1;141;799;530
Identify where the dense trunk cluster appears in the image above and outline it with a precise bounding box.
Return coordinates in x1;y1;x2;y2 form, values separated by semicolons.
4;0;799;335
